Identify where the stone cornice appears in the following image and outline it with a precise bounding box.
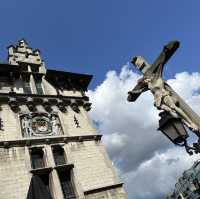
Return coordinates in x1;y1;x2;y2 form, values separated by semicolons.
30;164;74;175
0;63;93;91
0;134;102;148
0;92;89;101
30;167;53;175
84;183;124;195
0;92;89;106
3;92;91;112
46;69;93;91
54;163;74;172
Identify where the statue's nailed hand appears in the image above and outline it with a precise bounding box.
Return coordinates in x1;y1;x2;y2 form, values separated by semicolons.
127;91;134;102
127;91;140;102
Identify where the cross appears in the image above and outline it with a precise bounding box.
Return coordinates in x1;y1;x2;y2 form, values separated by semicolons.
127;41;200;134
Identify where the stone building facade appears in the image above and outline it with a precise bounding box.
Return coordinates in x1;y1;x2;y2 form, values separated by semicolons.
0;39;127;199
167;160;200;199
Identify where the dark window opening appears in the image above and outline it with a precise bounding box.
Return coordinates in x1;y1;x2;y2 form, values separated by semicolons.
74;81;81;91
23;81;32;94
30;148;45;169
35;79;44;95
0;76;9;83
37;173;51;194
31;66;39;73
20;64;28;71
0;75;11;89
52;146;66;166
66;78;74;91
58;171;76;199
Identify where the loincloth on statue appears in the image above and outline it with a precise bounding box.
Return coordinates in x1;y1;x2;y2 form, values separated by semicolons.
162;92;179;108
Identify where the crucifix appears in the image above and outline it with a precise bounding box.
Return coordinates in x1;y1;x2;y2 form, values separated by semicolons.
127;41;200;135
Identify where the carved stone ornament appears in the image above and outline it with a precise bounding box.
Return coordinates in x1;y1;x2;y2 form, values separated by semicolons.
20;112;62;137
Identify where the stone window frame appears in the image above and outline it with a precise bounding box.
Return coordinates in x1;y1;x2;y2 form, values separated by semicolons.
57;169;76;199
29;146;47;169
51;144;77;199
22;75;32;94
51;144;67;166
34;77;45;95
29;146;54;197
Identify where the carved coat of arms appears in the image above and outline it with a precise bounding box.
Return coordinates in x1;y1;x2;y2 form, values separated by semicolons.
21;113;62;137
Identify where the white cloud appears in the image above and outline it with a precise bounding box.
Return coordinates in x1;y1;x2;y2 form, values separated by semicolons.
124;147;199;199
103;132;129;160
87;64;200;199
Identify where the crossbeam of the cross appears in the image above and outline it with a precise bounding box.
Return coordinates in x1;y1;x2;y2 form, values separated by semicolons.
132;40;180;77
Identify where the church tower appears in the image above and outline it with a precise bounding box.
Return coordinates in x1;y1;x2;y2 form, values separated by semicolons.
0;39;127;199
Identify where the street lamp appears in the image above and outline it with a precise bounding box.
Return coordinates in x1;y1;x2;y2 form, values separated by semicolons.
158;111;200;155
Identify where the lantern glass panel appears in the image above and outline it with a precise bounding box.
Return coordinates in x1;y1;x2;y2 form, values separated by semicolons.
173;120;188;138
162;124;180;142
159;119;188;144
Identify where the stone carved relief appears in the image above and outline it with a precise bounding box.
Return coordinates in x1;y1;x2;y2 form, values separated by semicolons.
74;115;80;128
21;113;62;137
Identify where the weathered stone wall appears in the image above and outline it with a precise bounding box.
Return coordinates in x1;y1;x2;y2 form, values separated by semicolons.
67;141;120;192
0;147;31;199
0;104;96;142
0;104;21;141
61;90;83;97
0;141;127;199
0;83;126;198
42;78;84;97
42;79;57;95
58;107;96;137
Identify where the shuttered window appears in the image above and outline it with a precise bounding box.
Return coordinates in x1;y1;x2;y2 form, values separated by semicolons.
23;81;32;94
35;79;44;95
30;149;44;169
52;147;66;166
58;171;76;199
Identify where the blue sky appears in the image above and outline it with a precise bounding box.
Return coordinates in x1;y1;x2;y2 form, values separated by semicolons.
0;0;200;89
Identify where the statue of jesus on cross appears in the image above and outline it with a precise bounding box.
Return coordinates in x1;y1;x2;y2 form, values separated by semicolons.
128;41;200;134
